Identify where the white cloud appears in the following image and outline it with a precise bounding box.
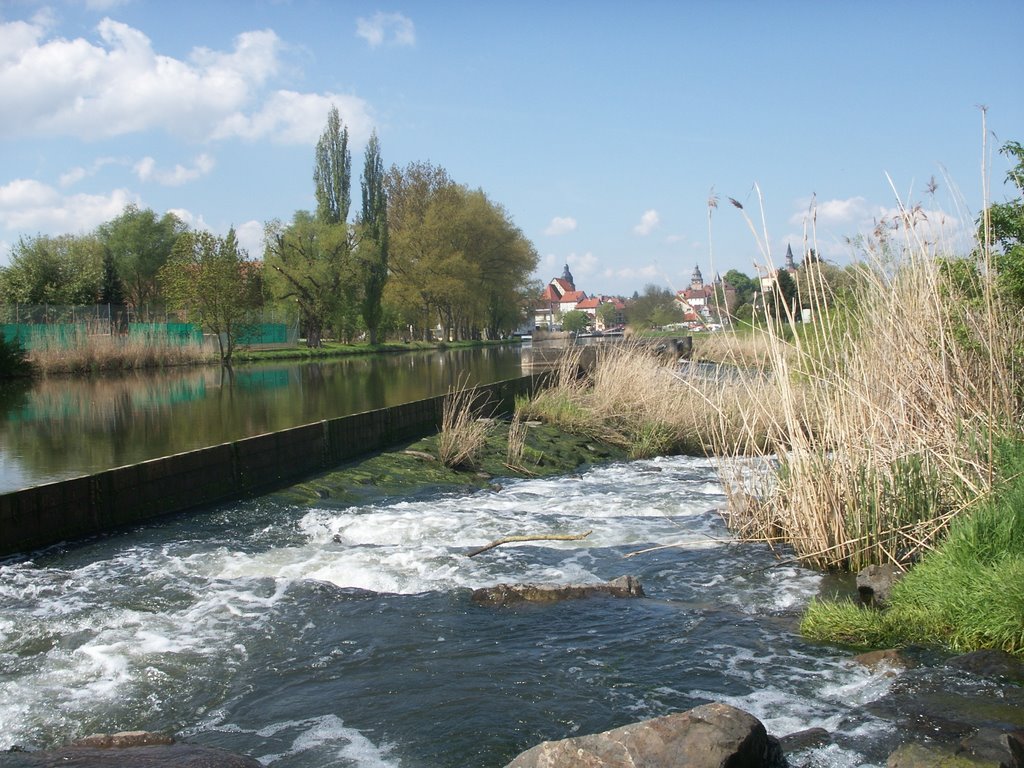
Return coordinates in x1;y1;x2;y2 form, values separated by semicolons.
356;12;416;48
58;157;123;188
0;17;368;145
234;220;265;259
633;209;660;236
601;264;659;280
0;178;135;232
213;90;374;145
790;196;871;227
544;216;577;236
567;251;597;275
134;153;215;186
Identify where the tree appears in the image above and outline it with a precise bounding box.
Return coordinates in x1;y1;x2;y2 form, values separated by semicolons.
264;211;353;348
596;300;621;329
98;247;125;306
159;228;262;364
560;309;590;334
314;105;351;226
984;140;1024;308
383;163;537;341
625;285;682;330
768;268;798;319
97;205;185;312
0;233;104;306
265;108;356;347
358;131;389;345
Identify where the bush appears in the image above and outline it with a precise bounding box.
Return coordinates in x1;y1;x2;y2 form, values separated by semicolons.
0;335;32;379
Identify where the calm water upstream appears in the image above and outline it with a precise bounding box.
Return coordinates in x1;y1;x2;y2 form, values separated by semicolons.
0;455;902;767
0;345;524;493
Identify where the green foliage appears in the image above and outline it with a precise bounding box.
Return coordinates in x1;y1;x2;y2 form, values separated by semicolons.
560;309;590;333
159;228;263;364
97;205;185;310
314;105;351;226
0;233;104;305
626;284;683;329
0;334;32;379
359;131;389;345
984;140;1024;309
384;162;538;341
803;436;1024;656
265;211;354;348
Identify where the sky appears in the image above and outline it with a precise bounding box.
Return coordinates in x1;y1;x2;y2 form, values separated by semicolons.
0;0;1021;298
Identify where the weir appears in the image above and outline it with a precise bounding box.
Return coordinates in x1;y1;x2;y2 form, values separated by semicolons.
0;372;545;558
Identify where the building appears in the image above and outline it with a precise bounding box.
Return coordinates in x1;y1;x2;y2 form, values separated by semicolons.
534;263;588;330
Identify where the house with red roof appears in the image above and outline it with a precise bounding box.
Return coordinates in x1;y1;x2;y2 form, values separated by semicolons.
534;264;588;330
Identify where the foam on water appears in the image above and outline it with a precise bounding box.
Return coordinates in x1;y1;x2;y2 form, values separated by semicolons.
0;454;903;765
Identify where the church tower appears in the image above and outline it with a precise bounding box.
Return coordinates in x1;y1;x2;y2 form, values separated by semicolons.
690;265;704;291
561;263;575;290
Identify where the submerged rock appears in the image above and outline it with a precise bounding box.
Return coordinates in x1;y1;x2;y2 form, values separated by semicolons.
503;702;785;768
946;650;1024;683
853;648;916;672
471;575;645;606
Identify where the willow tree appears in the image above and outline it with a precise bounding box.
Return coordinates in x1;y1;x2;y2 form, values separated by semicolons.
358;130;389;345
383;163;537;340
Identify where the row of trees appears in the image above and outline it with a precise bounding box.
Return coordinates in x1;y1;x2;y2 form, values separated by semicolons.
0;106;540;359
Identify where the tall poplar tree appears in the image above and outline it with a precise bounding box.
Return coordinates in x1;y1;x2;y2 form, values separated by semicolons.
313;106;351;226
267;106;354;347
359;130;389;345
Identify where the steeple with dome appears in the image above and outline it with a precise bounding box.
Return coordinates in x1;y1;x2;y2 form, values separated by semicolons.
561;263;575;290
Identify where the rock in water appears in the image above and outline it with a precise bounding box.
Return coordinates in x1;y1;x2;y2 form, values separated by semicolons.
471;575;644;606
504;702;785;768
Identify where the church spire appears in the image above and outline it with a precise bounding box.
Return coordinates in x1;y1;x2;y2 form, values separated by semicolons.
561;263;575;289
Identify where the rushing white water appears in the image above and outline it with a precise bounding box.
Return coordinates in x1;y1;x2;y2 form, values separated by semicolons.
0;455;900;767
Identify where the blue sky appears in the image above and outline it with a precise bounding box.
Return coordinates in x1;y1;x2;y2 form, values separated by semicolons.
0;0;1021;298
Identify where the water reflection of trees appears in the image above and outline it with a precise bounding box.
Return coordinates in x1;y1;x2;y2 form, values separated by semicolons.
0;347;523;488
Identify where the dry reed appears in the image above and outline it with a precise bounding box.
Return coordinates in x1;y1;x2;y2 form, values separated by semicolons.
438;381;494;469
713;198;1018;571
28;330;212;375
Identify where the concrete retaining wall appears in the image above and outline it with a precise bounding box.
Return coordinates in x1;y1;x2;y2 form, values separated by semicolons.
0;373;544;558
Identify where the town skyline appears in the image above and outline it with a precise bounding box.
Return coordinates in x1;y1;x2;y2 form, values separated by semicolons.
1;1;1021;297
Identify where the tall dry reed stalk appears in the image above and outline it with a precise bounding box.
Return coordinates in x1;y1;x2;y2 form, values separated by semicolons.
714;193;1018;570
438;381;494;469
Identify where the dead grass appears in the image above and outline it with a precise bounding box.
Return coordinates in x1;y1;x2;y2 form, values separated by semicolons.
712;195;1018;570
438;381;495;469
28;331;212;375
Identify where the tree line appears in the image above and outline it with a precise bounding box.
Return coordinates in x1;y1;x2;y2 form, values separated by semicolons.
0;106;540;361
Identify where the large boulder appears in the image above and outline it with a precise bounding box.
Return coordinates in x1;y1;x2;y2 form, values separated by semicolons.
503;702;785;768
472;575;645;606
0;732;262;767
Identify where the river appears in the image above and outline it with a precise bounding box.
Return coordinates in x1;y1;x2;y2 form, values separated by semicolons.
0;345;525;493
0;453;903;767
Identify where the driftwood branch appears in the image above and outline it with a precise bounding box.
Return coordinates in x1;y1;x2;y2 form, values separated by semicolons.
466;530;592;558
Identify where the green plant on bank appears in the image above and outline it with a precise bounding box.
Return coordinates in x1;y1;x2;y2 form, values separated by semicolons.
437;382;495;469
0;334;32;378
802;437;1024;656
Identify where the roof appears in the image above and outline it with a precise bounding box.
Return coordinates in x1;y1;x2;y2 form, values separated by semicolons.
560;290;587;304
575;297;601;310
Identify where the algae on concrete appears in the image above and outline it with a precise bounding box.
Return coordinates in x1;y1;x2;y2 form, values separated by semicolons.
274;420;628;508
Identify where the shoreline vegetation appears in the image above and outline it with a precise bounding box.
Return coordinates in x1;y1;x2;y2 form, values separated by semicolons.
0;333;518;378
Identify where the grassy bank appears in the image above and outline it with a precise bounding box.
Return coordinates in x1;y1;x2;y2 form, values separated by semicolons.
801;438;1024;656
